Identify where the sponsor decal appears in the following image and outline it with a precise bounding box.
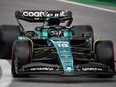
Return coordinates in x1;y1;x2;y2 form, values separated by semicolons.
66;67;72;72
57;43;69;47
31;67;53;71
22;11;66;17
82;68;103;71
55;42;69;48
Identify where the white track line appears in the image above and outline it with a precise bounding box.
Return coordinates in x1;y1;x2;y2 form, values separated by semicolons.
57;0;116;13
0;60;13;87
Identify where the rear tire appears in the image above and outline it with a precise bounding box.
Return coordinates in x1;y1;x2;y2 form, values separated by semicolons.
12;40;32;78
95;41;115;78
72;25;94;49
0;25;21;59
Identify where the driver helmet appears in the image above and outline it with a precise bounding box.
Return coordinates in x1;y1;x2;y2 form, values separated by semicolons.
46;17;60;26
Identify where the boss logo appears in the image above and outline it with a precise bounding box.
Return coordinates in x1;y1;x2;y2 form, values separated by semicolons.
22;11;66;17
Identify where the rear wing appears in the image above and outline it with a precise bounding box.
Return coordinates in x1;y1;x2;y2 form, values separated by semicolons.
15;10;72;22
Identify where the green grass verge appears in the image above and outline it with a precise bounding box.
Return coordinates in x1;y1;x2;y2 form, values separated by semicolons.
68;0;116;6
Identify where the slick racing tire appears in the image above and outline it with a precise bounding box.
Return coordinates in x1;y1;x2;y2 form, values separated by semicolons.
12;40;32;78
95;41;115;78
0;25;21;59
72;25;94;49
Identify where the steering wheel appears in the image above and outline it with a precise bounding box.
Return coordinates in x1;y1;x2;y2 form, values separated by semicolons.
48;26;60;37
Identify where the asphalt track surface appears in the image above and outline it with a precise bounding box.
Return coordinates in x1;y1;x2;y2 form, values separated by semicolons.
0;0;116;87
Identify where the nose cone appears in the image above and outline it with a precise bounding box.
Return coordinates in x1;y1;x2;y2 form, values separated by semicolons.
50;39;74;73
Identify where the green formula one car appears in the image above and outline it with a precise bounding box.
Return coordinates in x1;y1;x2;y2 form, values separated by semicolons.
0;10;115;78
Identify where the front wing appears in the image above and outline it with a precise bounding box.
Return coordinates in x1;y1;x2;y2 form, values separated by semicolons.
16;62;116;76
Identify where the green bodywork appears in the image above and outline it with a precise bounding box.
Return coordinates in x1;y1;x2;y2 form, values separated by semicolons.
50;39;74;72
18;27;74;73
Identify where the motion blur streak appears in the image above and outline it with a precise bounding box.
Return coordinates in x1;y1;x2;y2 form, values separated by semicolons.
58;0;116;13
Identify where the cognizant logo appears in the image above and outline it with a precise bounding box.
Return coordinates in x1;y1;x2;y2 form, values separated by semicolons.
22;11;66;17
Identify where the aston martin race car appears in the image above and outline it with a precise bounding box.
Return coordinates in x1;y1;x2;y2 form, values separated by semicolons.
0;10;115;78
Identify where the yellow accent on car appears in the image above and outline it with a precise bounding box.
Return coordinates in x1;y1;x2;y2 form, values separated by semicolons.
93;38;101;50
25;37;34;52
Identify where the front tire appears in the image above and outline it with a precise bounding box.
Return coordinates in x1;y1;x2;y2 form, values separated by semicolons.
12;40;32;78
95;41;115;78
